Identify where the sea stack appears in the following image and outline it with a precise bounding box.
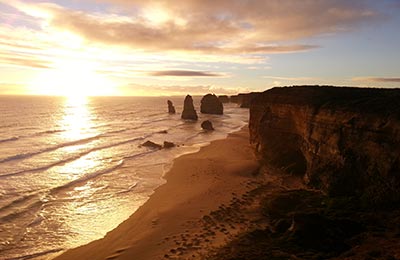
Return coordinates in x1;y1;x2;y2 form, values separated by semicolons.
218;95;230;103
181;95;198;120
200;94;223;115
201;120;214;131
167;100;176;114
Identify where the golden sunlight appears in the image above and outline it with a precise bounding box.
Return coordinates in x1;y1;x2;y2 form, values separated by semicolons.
61;96;95;141
143;6;170;25
28;59;118;97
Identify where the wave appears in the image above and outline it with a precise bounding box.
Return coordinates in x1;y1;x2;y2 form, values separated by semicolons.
0;198;43;223
0;161;128;220
47;150;158;195
0;134;102;164
184;131;206;141
0;112;184;165
0;121;159;165
0;117;214;178
34;129;65;136
4;248;63;260
50;159;125;194
0;194;38;215
0;130;64;147
27;213;45;228
0;137;19;143
0;123;17;129
122;149;157;160
142;117;170;125
0;135;149;178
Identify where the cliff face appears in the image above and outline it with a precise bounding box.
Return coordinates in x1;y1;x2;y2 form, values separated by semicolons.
230;92;260;108
250;86;400;205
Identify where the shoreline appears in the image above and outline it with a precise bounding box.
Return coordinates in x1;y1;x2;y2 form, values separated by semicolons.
54;126;260;260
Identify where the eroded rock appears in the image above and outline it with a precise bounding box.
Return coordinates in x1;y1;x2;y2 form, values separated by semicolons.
167;100;176;114
200;94;223;115
181;95;198;120
163;141;175;148
218;95;230;103
141;140;162;149
201;120;214;131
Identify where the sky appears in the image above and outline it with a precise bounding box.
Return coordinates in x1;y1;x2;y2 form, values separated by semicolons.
0;0;399;96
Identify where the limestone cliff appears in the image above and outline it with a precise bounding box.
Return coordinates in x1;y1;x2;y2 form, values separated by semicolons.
230;92;260;108
249;86;400;206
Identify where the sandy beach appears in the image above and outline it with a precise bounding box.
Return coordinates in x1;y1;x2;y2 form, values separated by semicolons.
54;126;262;260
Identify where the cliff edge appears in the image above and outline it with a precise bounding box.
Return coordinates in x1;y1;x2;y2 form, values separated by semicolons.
250;86;400;206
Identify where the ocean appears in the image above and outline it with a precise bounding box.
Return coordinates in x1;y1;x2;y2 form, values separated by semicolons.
0;95;248;260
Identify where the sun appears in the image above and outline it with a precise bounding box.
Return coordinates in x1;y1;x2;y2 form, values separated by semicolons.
28;59;118;97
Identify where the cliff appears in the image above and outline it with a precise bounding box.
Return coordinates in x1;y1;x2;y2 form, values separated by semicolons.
230;92;261;108
249;86;400;206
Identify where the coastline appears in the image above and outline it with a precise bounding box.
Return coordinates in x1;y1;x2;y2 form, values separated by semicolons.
54;126;260;260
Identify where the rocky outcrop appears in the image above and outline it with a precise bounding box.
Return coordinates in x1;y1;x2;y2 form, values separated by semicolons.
181;95;198;120
249;86;400;206
230;95;239;104
218;95;230;103
141;140;162;149
201;120;214;131
163;141;175;148
239;92;261;108
200;94;223;115
141;140;176;149
230;92;261;108
167;100;176;114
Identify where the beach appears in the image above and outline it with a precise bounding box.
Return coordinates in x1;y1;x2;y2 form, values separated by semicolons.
54;126;260;260
0;96;248;259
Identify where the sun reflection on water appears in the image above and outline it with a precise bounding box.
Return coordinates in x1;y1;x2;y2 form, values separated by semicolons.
47;96;146;251
61;96;95;142
57;95;105;177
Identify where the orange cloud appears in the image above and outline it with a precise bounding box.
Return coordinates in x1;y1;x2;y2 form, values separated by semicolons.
352;77;400;83
0;55;50;69
263;76;319;81
149;70;225;77
4;0;379;56
0;82;26;94
121;84;253;96
96;0;379;39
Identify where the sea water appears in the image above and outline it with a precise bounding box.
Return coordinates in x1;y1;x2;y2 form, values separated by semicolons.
0;95;248;259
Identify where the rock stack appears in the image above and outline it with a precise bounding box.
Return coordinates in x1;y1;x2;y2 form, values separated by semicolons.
181;95;198;120
167;100;176;114
200;94;223;115
201;120;214;131
218;95;230;103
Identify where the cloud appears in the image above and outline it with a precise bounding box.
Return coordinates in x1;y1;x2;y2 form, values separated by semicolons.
263;76;319;81
3;0;380;56
352;77;400;83
237;45;319;54
0;82;26;94
0;55;50;69
121;84;253;96
0;22;54;69
0;46;51;69
149;70;225;77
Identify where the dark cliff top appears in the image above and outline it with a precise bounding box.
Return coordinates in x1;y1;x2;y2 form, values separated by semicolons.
254;85;400;116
